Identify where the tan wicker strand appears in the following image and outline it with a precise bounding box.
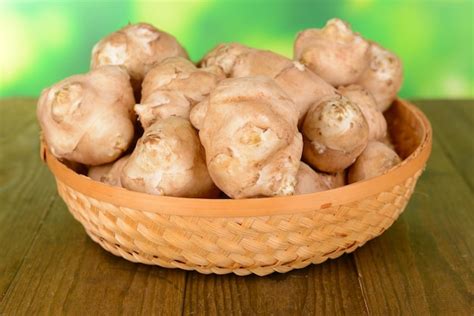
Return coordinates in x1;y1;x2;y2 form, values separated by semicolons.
45;99;431;276
55;169;422;275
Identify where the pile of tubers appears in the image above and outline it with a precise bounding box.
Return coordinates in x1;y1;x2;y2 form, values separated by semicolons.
37;19;403;199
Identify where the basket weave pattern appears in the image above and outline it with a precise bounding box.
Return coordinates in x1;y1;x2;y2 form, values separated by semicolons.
57;170;421;276
44;99;431;276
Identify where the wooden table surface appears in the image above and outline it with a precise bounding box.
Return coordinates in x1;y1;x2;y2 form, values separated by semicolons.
0;99;472;315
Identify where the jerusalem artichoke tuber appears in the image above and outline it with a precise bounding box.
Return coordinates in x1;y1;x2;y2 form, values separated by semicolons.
348;141;401;183
120;117;218;198
302;95;369;173
294;18;370;86
358;42;403;112
37;66;136;165
201;43;336;121
191;76;303;199
91;23;188;92
337;84;387;141
88;155;130;187
135;57;223;128
295;162;345;194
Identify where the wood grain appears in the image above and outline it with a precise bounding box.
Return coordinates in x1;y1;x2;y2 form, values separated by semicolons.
0;198;187;315
183;255;368;315
0;98;472;314
415;100;474;191
0;98;59;302
0;99;186;315
353;136;474;314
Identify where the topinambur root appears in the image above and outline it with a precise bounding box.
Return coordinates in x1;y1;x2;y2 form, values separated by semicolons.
37;66;136;165
88;155;130;187
337;84;387;141
120;117;218;198
191;76;303;199
295;162;345;194
135;57;223;128
358;42;403;112
302;95;369;172
91;23;188;92
348;141;401;183
201;43;336;121
294;18;370;86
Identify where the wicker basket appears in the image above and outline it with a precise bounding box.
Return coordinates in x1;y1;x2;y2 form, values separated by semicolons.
40;99;432;276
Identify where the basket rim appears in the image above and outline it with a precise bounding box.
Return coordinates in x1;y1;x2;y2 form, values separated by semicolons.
42;98;432;217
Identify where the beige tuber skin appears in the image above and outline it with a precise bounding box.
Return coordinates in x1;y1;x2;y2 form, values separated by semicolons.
191;76;303;199
91;23;188;92
37;66;136;165
380;134;396;151
120;117;218;198
358;42;403;112
88;155;130;187
302;95;369;173
200;43;250;75
201;43;336;121
337;84;387;141
135;57;223;128
294;18;370;86
348;141;401;183
295;162;345;195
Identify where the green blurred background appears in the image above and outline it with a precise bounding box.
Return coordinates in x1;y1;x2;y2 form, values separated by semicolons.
1;0;473;99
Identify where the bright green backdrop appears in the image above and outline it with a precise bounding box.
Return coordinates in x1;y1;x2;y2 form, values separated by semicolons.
1;0;473;98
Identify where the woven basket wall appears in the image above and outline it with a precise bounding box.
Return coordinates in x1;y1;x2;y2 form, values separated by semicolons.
42;99;432;276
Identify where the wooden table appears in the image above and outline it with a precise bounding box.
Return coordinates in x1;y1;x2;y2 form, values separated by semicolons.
0;99;472;315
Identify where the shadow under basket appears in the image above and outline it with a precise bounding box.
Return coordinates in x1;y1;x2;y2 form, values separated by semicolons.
41;99;432;276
